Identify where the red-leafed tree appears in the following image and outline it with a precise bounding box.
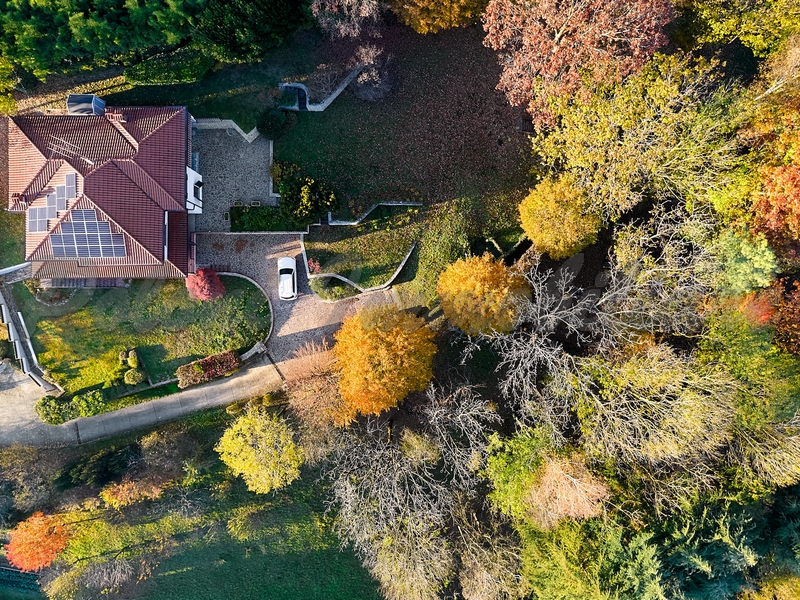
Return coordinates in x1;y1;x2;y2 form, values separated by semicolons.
754;164;800;244
482;0;674;122
5;512;71;572
186;268;225;301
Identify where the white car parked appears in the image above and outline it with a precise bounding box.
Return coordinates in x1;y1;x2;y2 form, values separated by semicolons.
278;256;297;301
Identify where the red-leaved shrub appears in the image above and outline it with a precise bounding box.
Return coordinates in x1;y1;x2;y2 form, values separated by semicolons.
186;268;225;301
176;350;241;388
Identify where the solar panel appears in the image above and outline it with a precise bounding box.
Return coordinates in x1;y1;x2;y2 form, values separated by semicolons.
51;211;126;259
65;174;76;199
46;194;57;219
27;207;48;232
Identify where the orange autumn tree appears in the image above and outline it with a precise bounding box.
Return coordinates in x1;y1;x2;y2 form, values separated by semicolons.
334;306;436;418
5;512;71;572
437;253;529;335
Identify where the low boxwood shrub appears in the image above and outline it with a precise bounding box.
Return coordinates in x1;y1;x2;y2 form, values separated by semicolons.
124;368;146;386
125;48;215;85
35;395;68;425
176;350;241;389
309;276;359;300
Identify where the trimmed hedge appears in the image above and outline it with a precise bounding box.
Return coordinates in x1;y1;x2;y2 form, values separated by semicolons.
35;390;106;424
176;350;241;389
125;48;215;85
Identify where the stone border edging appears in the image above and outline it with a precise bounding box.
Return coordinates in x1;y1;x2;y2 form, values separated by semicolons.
216;272;275;344
194;118;260;143
280;66;363;112
301;239;418;302
328;201;424;226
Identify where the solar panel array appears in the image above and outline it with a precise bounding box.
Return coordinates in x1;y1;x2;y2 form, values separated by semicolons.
27;207;48;232
27;173;77;232
50;210;126;258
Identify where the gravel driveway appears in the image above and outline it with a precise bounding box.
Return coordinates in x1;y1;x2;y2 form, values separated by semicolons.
195;233;398;377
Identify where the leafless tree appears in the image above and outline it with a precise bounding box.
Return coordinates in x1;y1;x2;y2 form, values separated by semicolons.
476;255;594;430
730;414;800;487
311;0;384;39
569;344;737;472
83;558;134;593
352;44;393;101
595;206;720;351
754;33;800;101
421;383;501;491
328;418;454;600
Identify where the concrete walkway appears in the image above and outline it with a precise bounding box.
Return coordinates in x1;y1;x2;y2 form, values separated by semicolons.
0;355;282;446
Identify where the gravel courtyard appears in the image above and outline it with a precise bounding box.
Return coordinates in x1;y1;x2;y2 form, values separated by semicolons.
192;129;276;233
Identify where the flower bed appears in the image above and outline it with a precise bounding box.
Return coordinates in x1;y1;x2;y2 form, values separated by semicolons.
176;350;241;389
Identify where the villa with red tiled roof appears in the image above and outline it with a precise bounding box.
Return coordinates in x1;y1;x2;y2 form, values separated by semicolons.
5;94;203;283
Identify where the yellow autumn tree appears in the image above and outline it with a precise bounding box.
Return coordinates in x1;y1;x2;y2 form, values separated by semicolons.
334;306;437;418
215;410;303;494
437;253;529;335
391;0;487;34
520;176;602;260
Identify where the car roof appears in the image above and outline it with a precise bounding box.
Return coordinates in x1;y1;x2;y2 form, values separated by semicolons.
278;256;295;269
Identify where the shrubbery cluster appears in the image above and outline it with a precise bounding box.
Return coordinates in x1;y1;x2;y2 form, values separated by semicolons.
175;350;241;389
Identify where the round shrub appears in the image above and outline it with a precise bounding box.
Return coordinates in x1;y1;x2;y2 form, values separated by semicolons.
520;176;602;260
35;396;67;425
124;369;146;386
256;108;297;139
119;349;129;364
127;350;139;369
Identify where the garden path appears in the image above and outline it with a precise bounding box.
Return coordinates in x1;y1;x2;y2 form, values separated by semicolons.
0;355;282;447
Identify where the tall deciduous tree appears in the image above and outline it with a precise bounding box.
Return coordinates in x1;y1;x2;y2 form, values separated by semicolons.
311;0;383;38
519;176;602;259
334;306;436;417
392;0;488;34
482;0;674;120
5;512;71;572
215;410;303;494
533;54;740;219
437;253;529;335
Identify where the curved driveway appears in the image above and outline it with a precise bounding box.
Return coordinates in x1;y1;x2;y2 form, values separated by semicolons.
194;232;398;378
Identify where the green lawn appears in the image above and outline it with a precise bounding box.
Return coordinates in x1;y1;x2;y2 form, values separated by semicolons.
275;25;531;218
0;208;24;269
13;276;270;394
104;32;324;131
305;205;423;289
133;486;381;600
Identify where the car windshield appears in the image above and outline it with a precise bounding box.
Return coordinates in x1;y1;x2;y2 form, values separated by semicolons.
279;268;293;276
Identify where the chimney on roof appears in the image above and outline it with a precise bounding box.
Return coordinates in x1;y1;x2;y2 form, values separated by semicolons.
66;94;106;116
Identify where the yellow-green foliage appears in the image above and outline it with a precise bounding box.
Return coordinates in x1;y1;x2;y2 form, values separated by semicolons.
520;177;601;260
392;0;487;34
437;253;529;335
334;306;437;418
741;573;800;600
215;410;303;495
